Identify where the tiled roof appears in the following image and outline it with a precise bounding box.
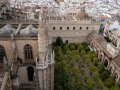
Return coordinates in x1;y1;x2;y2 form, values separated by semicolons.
90;31;112;58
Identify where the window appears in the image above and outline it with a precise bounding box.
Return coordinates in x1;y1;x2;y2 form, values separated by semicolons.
24;44;33;60
66;40;69;44
67;27;69;30
53;27;55;30
0;45;6;63
80;27;82;30
86;27;89;30
60;27;62;30
73;27;75;30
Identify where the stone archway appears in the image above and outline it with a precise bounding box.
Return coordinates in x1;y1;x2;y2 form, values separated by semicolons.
109;66;113;74
100;55;103;60
104;60;108;68
27;66;34;81
114;73;118;81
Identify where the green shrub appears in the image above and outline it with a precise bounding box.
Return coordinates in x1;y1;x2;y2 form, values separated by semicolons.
105;78;115;88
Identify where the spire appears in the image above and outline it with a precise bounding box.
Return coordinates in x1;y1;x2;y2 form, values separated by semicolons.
39;6;46;25
38;6;48;60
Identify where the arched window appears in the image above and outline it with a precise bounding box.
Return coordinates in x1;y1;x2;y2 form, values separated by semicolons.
80;27;82;30
73;27;75;30
24;44;33;60
60;27;62;30
86;27;89;30
0;45;6;62
104;59;108;68
67;27;69;30
53;27;55;30
114;73;118;80
109;66;113;73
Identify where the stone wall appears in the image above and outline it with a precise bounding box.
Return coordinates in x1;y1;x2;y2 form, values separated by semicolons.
0;41;13;60
88;32;120;86
18;66;36;84
48;21;99;43
15;40;38;62
0;39;38;62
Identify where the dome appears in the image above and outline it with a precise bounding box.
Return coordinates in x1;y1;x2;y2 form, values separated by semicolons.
74;10;89;20
0;24;16;34
20;24;38;34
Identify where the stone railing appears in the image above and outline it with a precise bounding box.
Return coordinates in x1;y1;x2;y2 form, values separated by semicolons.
0;34;11;40
47;19;92;24
0;33;38;40
36;50;54;70
36;57;48;70
0;20;38;24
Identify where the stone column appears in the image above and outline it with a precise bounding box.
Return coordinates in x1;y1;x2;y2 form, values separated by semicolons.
116;77;120;86
117;42;120;48
50;64;54;90
11;34;17;61
111;67;116;77
38;70;43;90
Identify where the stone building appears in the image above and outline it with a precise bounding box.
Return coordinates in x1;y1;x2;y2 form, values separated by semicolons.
0;3;54;89
0;0;27;21
0;22;54;90
2;0;120;89
88;31;120;86
0;5;101;89
3;0;120;89
87;15;120;86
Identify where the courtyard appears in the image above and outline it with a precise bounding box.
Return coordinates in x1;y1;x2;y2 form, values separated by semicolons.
53;37;120;90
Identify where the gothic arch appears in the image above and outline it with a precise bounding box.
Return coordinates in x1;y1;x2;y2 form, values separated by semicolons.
27;66;34;81
100;55;103;60
109;66;113;74
24;44;33;60
0;45;6;62
53;27;55;30
97;49;100;54
80;27;82;30
114;73;118;81
60;27;62;30
104;59;108;68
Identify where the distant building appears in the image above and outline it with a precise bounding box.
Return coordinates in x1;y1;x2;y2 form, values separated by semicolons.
1;0;120;89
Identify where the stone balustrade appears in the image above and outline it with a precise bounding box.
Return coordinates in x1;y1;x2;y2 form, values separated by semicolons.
36;50;54;70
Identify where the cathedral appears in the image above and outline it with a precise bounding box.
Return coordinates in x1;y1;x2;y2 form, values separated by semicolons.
0;1;54;90
0;1;100;89
1;0;120;90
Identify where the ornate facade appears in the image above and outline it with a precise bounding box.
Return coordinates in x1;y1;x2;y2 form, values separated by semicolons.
4;0;120;89
88;31;120;86
0;23;54;90
87;16;120;86
0;12;100;90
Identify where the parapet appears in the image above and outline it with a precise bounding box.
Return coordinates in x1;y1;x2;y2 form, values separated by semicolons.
36;51;54;70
